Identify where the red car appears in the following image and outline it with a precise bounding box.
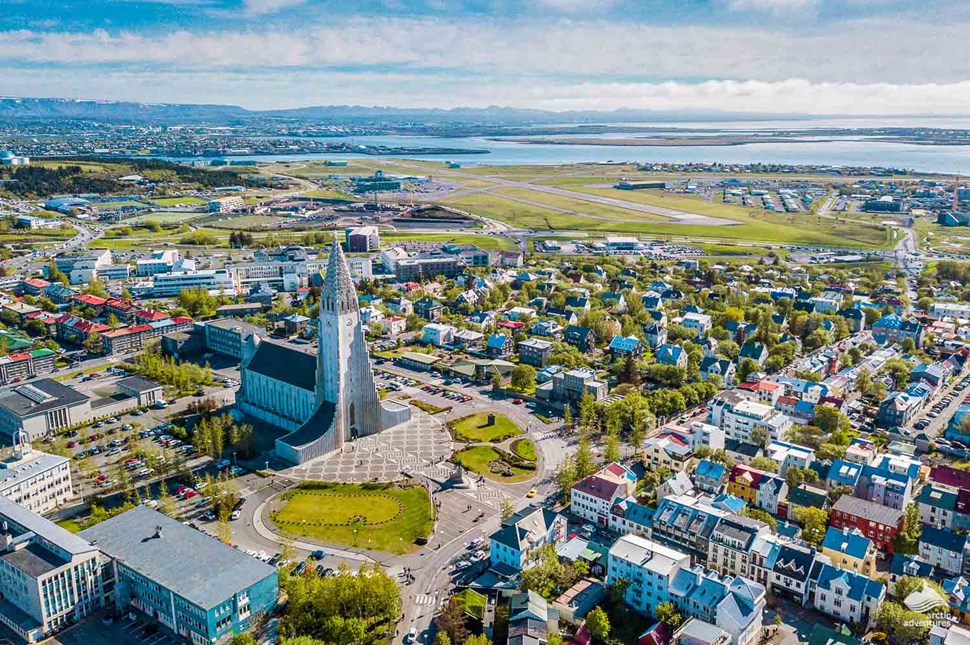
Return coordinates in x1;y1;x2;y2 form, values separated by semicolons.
96;473;107;482
512;399;523;405
183;489;198;500
67;441;78;448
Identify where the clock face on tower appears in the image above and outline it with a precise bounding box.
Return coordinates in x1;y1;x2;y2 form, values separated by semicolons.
346;319;353;326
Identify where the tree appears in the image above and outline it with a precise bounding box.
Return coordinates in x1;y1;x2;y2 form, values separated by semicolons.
83;331;103;355
736;357;760;383
876;601;931;644
510;365;537;392
785;466;819;489
157;483;176;517
555;456;577;503
432;633;451;645
465;636;492;645
654;601;683;629
437;597;469;644
749;456;779;473
585;607;610;642
604;431;621;464
578;392;597;430
882;358;911;388
750;426;768;448
740;508;777;532
894;575;947;603
574;432;595;479
230;635;258;645
815;442;848;461
47;259;68;284
794;507;828;545
500;496;515;521
815;405;850;435
893;503;922;555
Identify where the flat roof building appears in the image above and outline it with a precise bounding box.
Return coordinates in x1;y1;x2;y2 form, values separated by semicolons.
0;380;91;445
0;496;103;642
0;442;72;514
80;506;278;645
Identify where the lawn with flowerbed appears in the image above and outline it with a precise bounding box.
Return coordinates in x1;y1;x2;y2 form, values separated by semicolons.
510;438;537;461
453;445;535;483
270;481;433;554
448;412;522;443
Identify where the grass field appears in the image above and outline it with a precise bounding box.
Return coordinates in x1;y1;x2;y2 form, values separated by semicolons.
453;446;535;483
126;211;206;224
449;412;522;443
510;438;537;461
271;482;433;554
443;187;891;248
150;196;207;207
380;231;518;251
302;188;356;200
494;187;666;222
207;215;288;229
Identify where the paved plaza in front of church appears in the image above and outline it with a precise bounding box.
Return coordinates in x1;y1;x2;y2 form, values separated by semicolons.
282;410;452;483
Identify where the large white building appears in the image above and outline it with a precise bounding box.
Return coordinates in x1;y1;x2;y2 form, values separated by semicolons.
570;463;637;527
236;240;410;465
608;535;690;616
208;196;244;213
136;249;180;277
146;269;235;298
0;440;72;514
0;496;103;642
710;393;792;444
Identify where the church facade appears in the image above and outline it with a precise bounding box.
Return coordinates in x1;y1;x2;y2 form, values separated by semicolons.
235;240;411;465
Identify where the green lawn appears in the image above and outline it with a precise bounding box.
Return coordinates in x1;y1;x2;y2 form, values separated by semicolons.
454;589;487;619
510;438;537;461
453;446;535;483
380;231;518;252
206;215;288;229
271;482;433;554
494;187;666;222
126;211;206;224
150;196;207;207
449;412;522;443
302;188;356;200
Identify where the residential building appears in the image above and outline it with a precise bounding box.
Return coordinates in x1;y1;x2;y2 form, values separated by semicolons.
656;344;687;368
769;542;819;605
694;459;728;494
208;195;245;213
202;319;262;360
811;563;885;629
546;368;608;403
488;506;567;574
422;323;456;347
570;463;637;527
651;494;729;560
80;506;277;644
830;495;905;554
871;314;925;346
136;250;180;277
919;527;970;577
345;226;380;252
681;312;713;338
668;565;766;645
820;527;877;577
714;397;792;445
607;535;691;616
0;441;72;514
643;433;694;473
707;516;772;581
518;338;553;368
0;496;103;643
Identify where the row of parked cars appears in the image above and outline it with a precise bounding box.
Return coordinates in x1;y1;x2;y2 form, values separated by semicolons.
420;384;472;403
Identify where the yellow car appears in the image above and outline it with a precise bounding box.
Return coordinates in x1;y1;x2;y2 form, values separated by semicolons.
527;488;538;498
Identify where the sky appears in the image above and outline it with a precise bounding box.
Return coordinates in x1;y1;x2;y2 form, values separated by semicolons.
1;0;968;114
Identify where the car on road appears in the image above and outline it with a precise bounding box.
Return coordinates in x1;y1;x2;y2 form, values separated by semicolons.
512;398;523;404
230;509;241;520
454;560;471;571
404;628;417;644
309;550;327;560
527;488;538;498
468;537;483;550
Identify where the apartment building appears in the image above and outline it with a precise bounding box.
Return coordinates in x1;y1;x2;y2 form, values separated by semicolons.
0;442;73;514
0;496;103;642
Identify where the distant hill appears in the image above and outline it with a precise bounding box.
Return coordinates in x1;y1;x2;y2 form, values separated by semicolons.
0;96;809;125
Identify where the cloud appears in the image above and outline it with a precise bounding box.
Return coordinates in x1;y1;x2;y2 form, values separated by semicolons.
721;0;816;12
532;0;619;12
0;17;966;84
241;0;308;16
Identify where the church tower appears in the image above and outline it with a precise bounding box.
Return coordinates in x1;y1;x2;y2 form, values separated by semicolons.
316;238;382;448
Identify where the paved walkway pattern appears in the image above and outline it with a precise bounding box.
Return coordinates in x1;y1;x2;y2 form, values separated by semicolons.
282;411;452;482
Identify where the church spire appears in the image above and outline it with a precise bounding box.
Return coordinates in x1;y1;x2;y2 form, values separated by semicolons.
321;235;357;315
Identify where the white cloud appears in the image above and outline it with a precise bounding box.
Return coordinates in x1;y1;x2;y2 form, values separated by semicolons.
532;0;619;12
241;0;308;16
0;17;966;84
721;0;816;12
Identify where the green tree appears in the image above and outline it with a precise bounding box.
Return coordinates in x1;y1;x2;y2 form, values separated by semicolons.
230;635;258;645
555;456;577;503
604;431;621;464
750;426;768;448
574;432;595;479
749;456;779;473
510;365;537;392
500;496;515;521
794;507;828;545
654;601;683;629
585;607;610;642
736;357;760;383
437;596;469;644
876;601;931;644
815;405;850;434
432;633;451;645
464;636;492;645
740;507;776;532
785;466;820;489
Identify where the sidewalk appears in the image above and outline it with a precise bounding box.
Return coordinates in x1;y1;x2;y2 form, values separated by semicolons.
251;496;376;564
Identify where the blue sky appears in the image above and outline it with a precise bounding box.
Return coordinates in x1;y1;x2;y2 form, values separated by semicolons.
1;0;967;113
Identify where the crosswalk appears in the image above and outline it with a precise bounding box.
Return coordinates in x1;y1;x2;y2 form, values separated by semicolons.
414;594;437;606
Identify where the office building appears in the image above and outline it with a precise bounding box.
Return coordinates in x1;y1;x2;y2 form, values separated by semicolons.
80;506;277;645
0;440;72;514
0;496;103;642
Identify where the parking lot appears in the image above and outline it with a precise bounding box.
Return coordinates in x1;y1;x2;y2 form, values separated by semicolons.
43;611;183;645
